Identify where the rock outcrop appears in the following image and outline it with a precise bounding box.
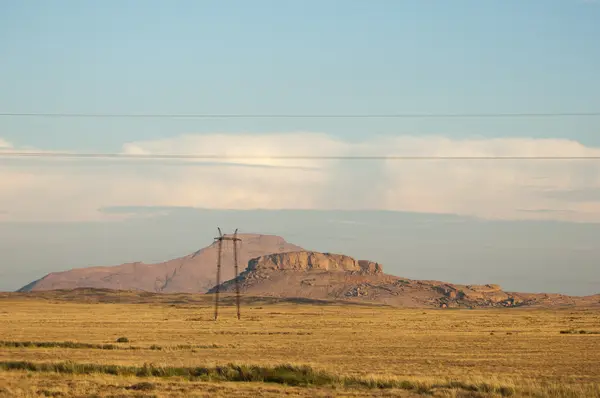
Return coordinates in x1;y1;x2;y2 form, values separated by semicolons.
247;252;383;274
209;250;392;300
210;250;596;308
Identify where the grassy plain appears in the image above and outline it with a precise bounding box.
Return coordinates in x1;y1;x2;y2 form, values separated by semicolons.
0;292;599;397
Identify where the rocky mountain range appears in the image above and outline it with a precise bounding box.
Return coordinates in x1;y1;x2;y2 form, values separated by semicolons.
18;233;599;308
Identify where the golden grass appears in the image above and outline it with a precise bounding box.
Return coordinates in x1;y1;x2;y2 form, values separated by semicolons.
0;293;599;397
0;371;384;398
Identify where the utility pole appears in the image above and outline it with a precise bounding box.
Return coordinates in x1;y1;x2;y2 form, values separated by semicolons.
213;228;242;320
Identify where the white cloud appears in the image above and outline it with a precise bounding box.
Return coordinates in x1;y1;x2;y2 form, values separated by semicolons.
376;136;600;221
0;138;13;149
1;134;600;222
121;132;349;169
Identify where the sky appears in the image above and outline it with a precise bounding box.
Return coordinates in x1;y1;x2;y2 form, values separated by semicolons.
1;1;599;294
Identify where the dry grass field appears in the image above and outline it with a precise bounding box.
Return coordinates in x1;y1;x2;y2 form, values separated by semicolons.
0;292;599;397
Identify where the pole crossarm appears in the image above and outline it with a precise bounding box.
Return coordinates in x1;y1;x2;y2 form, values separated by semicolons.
214;236;242;242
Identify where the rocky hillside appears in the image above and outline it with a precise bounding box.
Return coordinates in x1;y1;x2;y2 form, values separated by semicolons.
211;251;600;308
18;234;303;293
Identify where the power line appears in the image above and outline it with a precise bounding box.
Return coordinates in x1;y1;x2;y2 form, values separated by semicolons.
1;112;600;119
1;152;600;160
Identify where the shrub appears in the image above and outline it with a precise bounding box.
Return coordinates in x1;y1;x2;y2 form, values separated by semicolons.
560;329;600;335
126;382;156;391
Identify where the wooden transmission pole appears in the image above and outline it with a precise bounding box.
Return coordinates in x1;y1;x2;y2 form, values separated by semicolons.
213;228;242;320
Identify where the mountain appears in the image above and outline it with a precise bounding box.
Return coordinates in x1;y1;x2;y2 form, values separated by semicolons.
18;234;303;293
17;236;599;309
210;251;600;308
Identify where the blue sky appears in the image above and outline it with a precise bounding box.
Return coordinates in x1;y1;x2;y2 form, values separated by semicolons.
1;1;600;294
1;0;599;149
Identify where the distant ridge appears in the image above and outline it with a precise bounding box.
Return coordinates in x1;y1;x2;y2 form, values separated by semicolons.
18;234;303;293
16;234;600;309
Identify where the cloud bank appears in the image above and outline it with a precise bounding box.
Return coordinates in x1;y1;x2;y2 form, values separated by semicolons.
0;138;13;149
1;133;600;222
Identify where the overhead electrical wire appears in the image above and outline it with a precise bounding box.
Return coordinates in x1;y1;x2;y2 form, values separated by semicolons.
1;110;598;160
1;152;600;160
1;112;600;119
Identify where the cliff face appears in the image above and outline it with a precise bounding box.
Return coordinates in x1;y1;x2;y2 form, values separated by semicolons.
247;252;383;274
210;250;397;300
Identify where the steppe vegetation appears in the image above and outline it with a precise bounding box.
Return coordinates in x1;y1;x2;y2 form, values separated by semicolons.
0;291;598;397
